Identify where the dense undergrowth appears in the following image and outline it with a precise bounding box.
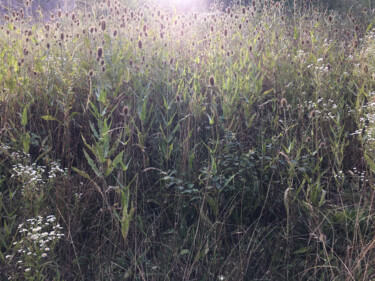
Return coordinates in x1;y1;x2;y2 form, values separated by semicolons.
0;0;375;280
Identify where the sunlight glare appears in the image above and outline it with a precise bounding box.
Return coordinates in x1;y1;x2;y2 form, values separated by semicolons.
158;0;207;10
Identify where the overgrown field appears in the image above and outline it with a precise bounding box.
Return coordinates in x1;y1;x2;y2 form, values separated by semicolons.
1;0;375;280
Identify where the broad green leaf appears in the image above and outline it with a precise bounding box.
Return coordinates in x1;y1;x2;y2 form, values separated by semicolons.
83;149;103;178
21;106;28;127
41;115;57;121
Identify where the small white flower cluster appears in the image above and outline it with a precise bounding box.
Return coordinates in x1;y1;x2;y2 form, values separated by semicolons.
0;143;10;150
6;215;64;273
348;167;368;183
9;152;67;198
48;161;67;179
333;170;344;180
304;98;339;121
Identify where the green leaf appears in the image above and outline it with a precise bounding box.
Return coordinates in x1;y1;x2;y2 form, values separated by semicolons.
104;151;124;177
22;132;30;153
83;149;103;178
294;247;308;254
41;115;57;121
71;167;92;180
21;106;28;127
179;249;189;256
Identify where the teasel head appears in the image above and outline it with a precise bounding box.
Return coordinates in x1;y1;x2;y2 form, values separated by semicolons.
89;70;94;77
101;20;106;31
90;26;95;34
224;28;228;36
60;32;65;41
46;42;50;49
122;105;129;116
113;29;118;37
363;65;369;73
97;46;103;58
58;10;62;18
102;66;106;72
138;40;142;49
309;110;316;119
175;94;181;103
209;75;215;87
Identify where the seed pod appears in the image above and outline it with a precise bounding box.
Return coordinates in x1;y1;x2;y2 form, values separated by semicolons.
209;75;215;87
280;98;287;108
97;46;103;58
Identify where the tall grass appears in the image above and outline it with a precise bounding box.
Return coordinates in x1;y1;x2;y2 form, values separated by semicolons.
0;0;375;280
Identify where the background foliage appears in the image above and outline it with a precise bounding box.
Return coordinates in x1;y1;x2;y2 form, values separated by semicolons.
0;0;375;280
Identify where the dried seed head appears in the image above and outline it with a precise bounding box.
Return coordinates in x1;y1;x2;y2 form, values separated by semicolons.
89;70;94;76
280;98;288;108
60;32;64;41
102;66;106;72
101;20;106;31
224;29;227;36
46;42;50;49
138;40;142;49
305;136;311;142
122;105;129;115
97;46;103;58
309;110;316;119
113;29;118;36
175;94;181;103
209;75;215;87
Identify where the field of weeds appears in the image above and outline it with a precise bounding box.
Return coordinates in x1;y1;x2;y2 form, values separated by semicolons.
1;0;375;280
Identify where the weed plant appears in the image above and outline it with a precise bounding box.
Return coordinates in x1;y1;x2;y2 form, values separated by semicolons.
0;0;375;280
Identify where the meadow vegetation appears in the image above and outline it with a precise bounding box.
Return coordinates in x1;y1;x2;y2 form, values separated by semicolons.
0;0;375;279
